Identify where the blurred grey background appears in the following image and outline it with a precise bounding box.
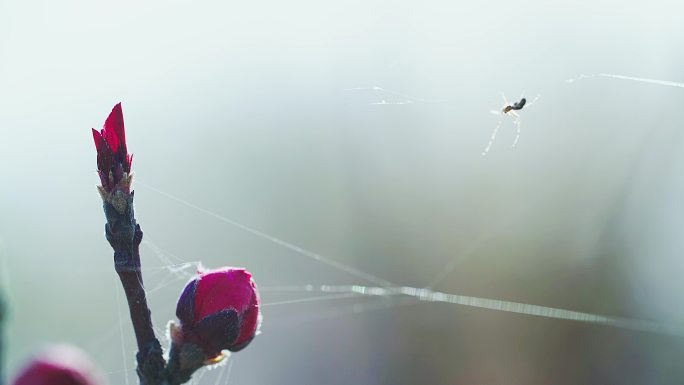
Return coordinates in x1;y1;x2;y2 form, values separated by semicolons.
2;0;684;384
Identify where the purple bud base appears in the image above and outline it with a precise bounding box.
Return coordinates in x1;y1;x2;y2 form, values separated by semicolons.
165;322;213;384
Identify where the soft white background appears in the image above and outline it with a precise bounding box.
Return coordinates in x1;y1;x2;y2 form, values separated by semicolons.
2;0;684;384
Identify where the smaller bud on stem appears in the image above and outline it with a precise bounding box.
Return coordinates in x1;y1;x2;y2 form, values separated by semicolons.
167;267;261;379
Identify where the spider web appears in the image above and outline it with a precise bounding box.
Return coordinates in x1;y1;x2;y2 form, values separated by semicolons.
80;73;684;385
3;0;684;381
90;173;684;385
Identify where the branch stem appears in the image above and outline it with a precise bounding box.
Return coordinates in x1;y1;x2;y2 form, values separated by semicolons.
104;194;165;385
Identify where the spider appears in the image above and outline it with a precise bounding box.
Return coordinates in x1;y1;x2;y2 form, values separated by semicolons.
503;97;526;114
482;92;540;156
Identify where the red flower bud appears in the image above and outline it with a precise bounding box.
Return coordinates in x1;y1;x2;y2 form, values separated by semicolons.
92;103;133;199
12;345;105;385
174;267;261;360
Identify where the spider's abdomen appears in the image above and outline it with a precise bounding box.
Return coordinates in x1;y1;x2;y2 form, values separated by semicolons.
512;98;526;110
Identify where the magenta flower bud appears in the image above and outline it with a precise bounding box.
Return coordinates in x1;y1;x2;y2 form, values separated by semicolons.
174;267;261;361
12;345;105;385
92;103;134;212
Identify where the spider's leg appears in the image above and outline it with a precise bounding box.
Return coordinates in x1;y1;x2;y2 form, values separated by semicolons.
526;94;541;108
499;92;512;113
511;115;522;148
483;117;504;156
501;92;510;106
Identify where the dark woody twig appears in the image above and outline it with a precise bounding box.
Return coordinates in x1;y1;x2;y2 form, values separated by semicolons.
103;194;166;385
93;104;203;385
